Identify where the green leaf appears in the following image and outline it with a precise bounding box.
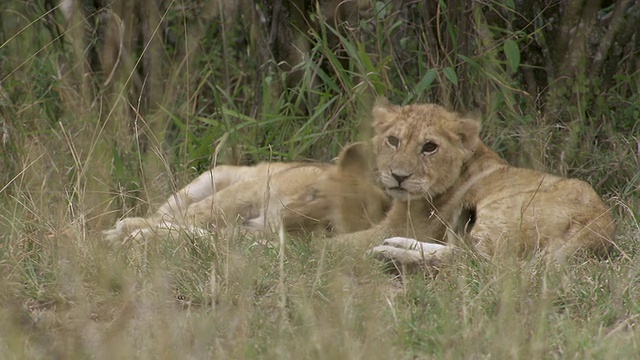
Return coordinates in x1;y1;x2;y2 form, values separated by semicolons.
504;39;520;72
504;0;515;10
415;68;438;94
374;1;388;18
389;20;404;33
443;67;458;86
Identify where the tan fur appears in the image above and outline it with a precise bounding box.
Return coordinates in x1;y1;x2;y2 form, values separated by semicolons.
339;101;616;266
103;143;390;242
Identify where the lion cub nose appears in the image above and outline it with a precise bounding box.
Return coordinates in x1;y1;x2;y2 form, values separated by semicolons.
391;172;410;185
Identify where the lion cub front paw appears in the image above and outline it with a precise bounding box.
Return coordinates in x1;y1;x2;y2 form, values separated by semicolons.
370;237;451;271
382;237;447;253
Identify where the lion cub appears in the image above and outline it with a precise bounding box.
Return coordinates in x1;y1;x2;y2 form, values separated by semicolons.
338;101;615;266
104;143;390;242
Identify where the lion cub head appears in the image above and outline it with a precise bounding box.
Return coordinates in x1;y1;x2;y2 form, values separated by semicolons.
282;143;390;235
372;100;481;200
323;142;391;233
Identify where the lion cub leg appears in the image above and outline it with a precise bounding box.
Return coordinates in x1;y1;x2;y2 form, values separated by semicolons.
370;237;452;270
121;221;212;243
109;176;256;243
103;164;268;241
184;178;266;230
152;165;264;222
102;217;156;242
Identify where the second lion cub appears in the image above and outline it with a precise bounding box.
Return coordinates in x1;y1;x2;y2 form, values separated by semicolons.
104;143;390;242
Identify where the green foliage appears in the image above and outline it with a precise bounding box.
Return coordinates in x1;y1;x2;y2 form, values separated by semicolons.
503;39;520;73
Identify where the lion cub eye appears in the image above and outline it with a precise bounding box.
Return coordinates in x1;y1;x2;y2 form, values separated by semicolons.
421;142;438;154
387;136;400;148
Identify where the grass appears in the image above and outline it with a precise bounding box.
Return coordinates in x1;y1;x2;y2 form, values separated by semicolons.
1;0;639;358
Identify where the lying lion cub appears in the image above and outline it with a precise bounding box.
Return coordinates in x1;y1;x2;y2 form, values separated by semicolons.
104;143;390;242
336;101;615;266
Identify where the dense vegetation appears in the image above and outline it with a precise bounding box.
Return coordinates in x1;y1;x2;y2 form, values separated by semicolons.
1;0;638;358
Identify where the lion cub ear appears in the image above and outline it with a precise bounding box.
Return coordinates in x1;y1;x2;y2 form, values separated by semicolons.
372;98;399;133
457;117;481;150
337;142;372;175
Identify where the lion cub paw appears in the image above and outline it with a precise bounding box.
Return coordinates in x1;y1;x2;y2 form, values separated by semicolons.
381;237;447;253
370;237;451;271
102;217;151;243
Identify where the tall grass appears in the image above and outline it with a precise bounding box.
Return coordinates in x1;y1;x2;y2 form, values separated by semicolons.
1;0;639;358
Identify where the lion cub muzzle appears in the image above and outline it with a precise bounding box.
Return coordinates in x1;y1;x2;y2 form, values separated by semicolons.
391;172;411;186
